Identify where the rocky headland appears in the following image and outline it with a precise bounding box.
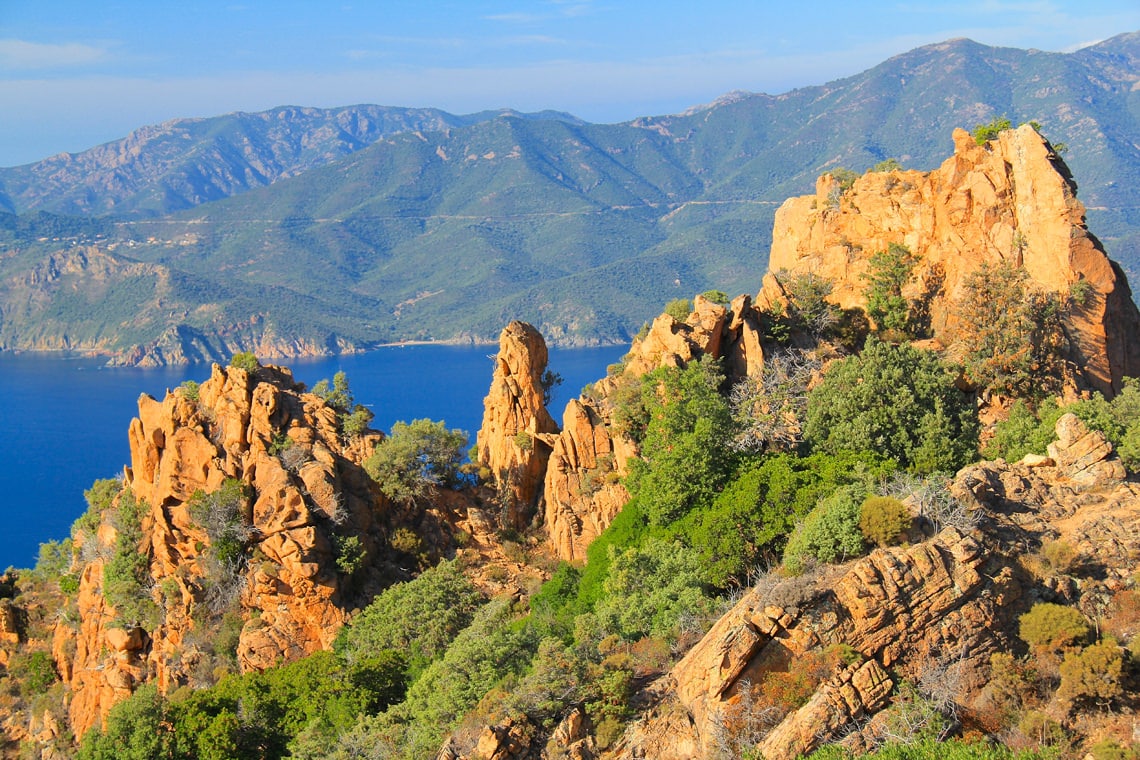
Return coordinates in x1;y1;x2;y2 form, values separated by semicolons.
2;124;1139;759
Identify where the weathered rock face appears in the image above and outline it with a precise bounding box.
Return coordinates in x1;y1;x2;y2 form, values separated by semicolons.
609;414;1140;760
477;322;561;530
764;125;1140;396
62;362;396;738
543;400;632;562
542;295;768;561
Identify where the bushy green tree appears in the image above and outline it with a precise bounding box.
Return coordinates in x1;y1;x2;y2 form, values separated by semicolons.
664;297;693;321
863;243;917;336
783;484;869;573
312;370;375;437
334;559;484;676
79;684;173;760
804;339;978;473
624;357;737;526
364;419;468;502
594;539;711;640
957;262;1066;398
103;489;160;627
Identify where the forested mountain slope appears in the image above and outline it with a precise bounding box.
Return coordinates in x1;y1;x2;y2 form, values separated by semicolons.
1;35;1137;363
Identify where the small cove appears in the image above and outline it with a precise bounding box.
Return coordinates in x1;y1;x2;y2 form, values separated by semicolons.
0;344;625;568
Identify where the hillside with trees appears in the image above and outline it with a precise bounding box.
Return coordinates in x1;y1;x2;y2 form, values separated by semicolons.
1;34;1139;364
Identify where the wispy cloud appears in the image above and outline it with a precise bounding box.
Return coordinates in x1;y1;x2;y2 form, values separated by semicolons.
0;39;110;70
486;12;545;24
486;1;598;24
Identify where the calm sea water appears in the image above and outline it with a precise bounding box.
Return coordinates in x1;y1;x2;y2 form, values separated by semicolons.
0;344;624;568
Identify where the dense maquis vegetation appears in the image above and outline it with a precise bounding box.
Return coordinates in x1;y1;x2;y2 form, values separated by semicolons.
19;257;1140;760
6;189;1130;760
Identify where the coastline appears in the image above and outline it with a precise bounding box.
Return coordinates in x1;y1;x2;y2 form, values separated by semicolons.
0;334;629;367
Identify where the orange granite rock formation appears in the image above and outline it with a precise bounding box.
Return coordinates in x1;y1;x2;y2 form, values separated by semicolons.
476;321;561;530
764;124;1140;396
62;362;393;737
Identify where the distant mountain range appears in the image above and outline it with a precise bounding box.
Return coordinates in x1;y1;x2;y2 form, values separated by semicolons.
1;33;1137;364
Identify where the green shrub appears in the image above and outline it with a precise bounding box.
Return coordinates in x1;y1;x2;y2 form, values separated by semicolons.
575;500;649;610
9;650;58;695
34;538;73;581
79;649;407;760
177;380;200;401
74;478;122;539
229;351;259;371
1018;603;1091;652
1089;740;1137;760
972;115;1012;145
701;289;730;306
988;380;1140;470
957;262;1066;398
594;538;711;641
663;297;692;321
333;534;366;576
828;167;859;193
863;242;917;336
334;559;483;676
1058;639;1124;705
804;339;979;473
783;484;869;573
780;271;840;338
187;479;252;613
528;563;582;640
388;526;422;556
389;597;536;758
859;496;911;547
1017;710;1067;748
671;451;895;588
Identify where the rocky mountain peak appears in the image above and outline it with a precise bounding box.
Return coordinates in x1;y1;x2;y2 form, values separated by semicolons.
763;123;1140;396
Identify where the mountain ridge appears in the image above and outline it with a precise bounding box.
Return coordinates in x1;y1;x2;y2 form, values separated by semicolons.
1;34;1138;364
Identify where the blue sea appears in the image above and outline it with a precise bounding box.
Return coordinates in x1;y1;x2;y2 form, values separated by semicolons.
0;344;624;569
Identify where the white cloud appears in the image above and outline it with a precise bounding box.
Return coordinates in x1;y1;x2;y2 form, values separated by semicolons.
0;39;109;70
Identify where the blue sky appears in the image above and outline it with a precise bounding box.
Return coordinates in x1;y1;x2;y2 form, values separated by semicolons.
1;1;1138;167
